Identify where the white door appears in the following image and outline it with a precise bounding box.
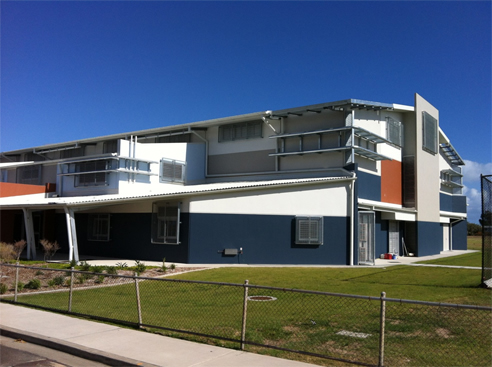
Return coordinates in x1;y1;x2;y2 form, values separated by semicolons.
443;224;450;252
359;212;375;265
388;221;399;255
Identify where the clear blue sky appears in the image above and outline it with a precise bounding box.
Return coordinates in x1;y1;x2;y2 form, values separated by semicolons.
1;1;491;223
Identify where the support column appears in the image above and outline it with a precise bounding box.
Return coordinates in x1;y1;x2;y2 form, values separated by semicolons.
64;207;79;262
22;208;36;260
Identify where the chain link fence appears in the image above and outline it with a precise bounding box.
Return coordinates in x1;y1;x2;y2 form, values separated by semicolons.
482;174;492;288
1;263;491;367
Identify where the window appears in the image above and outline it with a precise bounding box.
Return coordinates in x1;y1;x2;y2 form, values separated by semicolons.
103;140;118;154
218;121;262;142
422;111;438;154
151;202;180;244
17;165;42;185
61;147;84;159
74;160;111;187
295;216;323;245
402;156;415;208
386;117;403;147
88;214;111;241
160;159;186;183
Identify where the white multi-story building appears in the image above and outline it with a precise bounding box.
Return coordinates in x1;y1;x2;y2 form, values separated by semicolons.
0;93;467;265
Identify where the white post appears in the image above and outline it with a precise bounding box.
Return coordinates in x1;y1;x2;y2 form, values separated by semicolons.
64;207;80;262
22;208;37;259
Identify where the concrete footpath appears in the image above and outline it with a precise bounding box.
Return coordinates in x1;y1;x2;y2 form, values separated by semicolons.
0;303;317;367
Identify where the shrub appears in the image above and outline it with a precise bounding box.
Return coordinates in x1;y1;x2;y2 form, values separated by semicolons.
115;262;127;269
52;276;65;286
134;260;146;276
95;275;105;284
91;265;104;274
16;282;24;291
105;266;117;276
35;270;44;276
0;283;7;294
40;239;60;262
170;263;176;271
13;240;27;261
79;261;91;271
69;258;78;268
77;274;87;284
65;278;71;287
25;279;41;290
47;279;56;287
0;242;15;262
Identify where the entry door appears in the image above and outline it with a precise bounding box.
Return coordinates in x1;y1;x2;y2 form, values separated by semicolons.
443;224;450;251
359;212;375;265
388;221;399;255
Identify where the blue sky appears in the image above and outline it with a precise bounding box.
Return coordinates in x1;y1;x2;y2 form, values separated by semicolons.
1;1;491;223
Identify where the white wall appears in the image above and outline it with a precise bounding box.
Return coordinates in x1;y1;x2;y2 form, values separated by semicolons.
189;181;350;217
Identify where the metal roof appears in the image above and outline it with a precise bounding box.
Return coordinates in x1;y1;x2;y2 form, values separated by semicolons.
0;175;354;209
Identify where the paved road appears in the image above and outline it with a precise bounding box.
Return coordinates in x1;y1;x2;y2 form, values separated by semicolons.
0;335;109;367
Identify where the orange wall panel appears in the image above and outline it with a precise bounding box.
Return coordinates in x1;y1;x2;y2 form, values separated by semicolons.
381;160;402;205
0;182;54;198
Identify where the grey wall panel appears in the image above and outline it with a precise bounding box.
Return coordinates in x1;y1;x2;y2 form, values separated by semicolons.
208;149;276;175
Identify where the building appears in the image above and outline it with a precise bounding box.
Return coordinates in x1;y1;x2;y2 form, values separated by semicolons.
0;93;467;265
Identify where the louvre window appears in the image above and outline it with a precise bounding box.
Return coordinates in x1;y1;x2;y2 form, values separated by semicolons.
422;111;438;154
295;216;323;245
386;117;403;147
218;121;262;142
160;159;186;183
17;165;42;185
88;214;111;241
151;202;180;244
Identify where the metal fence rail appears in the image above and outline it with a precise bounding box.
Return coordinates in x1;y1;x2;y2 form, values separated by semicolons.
1;263;491;367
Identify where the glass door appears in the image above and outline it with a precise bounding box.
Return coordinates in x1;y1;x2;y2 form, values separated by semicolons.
359;212;375;265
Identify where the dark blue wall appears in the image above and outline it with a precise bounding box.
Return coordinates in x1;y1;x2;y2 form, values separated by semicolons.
68;213;189;262
187;213;350;265
357;171;381;202
416;221;443;256
375;212;388;257
440;193;467;213
452;220;467;250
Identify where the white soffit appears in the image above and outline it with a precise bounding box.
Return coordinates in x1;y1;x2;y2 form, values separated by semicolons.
381;212;416;222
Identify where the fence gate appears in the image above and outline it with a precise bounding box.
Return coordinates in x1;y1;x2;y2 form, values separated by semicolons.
359;211;375;265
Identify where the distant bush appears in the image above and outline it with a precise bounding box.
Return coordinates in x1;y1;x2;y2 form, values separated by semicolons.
16;282;24;291
0;283;7;294
79;261;91;271
105;266;118;276
134;260;146;276
25;278;41;290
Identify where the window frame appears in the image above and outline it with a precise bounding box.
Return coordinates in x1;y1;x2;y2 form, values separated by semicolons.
422;111;438;154
295;216;324;245
17;165;42;185
151;202;181;245
74;160;111;187
160;159;186;183
88;214;111;242
218;120;263;142
386;117;403;147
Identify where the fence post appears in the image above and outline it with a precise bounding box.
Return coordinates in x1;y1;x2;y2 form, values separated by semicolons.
14;262;19;303
134;272;142;328
378;291;386;367
241;279;249;350
68;267;74;313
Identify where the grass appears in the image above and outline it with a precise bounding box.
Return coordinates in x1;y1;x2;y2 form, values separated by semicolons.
416;236;483;267
3;249;490;367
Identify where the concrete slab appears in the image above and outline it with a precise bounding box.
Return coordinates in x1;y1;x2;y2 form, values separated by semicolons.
0;303;317;367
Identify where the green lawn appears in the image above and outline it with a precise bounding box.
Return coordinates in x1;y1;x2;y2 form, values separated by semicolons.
3;259;490;367
415;236;483;267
